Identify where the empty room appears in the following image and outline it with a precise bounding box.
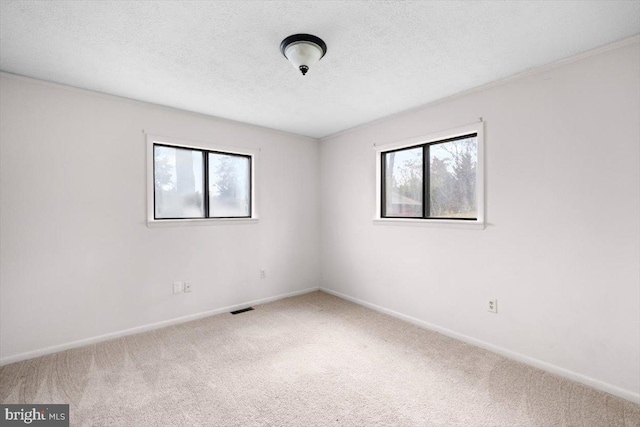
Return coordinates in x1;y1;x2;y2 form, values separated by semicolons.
1;1;639;426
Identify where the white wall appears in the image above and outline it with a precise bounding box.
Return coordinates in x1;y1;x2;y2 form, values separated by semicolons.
0;74;320;362
320;41;640;400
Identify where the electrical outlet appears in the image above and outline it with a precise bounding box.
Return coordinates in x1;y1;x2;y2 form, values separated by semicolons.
260;269;266;279
488;299;498;313
184;282;192;293
173;282;183;294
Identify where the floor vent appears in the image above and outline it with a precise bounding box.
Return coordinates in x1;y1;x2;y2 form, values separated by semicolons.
230;307;254;315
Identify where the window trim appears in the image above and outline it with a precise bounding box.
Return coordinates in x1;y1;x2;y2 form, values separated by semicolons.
374;122;485;229
146;134;259;227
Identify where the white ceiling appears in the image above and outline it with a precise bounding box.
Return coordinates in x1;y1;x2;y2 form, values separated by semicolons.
1;1;639;139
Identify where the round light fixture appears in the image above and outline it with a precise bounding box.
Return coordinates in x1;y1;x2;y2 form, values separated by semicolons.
280;34;327;76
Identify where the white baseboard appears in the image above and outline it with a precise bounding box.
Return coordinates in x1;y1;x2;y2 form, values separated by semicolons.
320;287;640;404
0;287;319;366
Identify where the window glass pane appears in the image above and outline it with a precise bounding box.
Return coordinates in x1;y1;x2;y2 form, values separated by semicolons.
208;153;250;217
429;136;477;218
384;147;423;217
154;146;204;219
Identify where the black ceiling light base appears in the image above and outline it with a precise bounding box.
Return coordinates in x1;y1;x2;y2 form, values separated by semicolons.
280;34;328;58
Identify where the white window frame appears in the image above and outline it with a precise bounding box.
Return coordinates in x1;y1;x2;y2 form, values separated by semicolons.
374;122;485;230
146;134;259;227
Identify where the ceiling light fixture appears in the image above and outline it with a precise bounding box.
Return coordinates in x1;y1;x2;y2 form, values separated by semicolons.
280;34;327;76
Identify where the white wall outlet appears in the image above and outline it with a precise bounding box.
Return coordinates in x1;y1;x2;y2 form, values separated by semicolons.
260;269;266;279
184;281;192;293
173;281;183;294
488;299;498;313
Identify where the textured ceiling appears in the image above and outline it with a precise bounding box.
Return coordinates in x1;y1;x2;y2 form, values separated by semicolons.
1;1;639;139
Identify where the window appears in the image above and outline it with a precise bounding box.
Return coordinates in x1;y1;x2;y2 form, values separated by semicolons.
154;145;206;219
375;123;484;228
147;135;256;224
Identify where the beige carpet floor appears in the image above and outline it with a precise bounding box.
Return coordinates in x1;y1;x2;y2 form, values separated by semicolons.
1;291;639;426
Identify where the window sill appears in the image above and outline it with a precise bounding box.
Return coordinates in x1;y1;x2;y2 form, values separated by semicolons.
373;218;484;230
147;218;259;228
